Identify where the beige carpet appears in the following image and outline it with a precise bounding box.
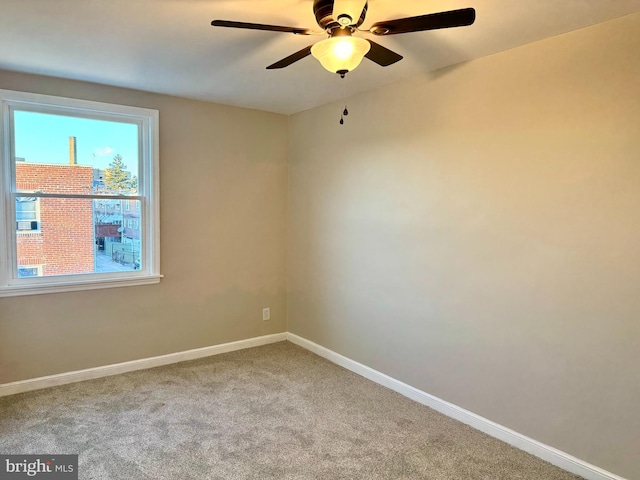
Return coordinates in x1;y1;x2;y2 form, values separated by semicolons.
0;341;582;479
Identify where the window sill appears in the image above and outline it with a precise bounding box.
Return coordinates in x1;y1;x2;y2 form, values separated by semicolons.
0;274;163;298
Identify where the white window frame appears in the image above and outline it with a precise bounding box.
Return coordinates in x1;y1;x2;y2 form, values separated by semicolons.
0;89;161;297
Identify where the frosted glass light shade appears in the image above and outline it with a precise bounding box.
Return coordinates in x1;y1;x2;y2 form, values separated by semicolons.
311;36;371;73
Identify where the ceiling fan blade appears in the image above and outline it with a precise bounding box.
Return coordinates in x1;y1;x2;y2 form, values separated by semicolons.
332;0;367;25
369;8;475;36
211;20;311;35
266;45;313;69
364;40;403;67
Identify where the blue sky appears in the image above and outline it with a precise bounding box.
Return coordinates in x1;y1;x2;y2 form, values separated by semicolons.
14;111;139;174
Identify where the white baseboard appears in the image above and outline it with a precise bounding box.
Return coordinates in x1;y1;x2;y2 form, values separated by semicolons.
0;330;627;480
286;333;627;480
0;332;287;398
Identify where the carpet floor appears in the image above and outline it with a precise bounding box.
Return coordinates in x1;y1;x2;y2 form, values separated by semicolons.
0;341;583;479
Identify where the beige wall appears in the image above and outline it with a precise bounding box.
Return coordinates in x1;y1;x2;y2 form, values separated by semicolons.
288;13;640;480
0;71;289;383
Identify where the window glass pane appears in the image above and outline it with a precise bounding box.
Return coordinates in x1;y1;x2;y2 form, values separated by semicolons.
14;111;139;195
15;197;142;277
95;199;142;273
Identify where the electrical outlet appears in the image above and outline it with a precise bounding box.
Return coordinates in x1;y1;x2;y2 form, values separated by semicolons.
262;308;270;321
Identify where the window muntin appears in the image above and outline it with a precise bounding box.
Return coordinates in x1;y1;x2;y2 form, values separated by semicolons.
0;90;160;296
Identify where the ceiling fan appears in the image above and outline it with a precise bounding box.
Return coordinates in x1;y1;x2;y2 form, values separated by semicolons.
211;0;476;76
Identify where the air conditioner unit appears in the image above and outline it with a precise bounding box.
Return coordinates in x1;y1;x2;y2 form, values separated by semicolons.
17;221;39;231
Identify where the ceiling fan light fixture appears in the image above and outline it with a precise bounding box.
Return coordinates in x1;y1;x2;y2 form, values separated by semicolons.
311;35;370;74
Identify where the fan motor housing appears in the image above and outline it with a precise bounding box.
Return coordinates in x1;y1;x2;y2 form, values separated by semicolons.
313;0;368;30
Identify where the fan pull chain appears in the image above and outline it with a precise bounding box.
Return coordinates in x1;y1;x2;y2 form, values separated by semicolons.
339;73;349;125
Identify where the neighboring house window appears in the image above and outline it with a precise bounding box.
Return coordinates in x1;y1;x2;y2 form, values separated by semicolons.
18;265;42;278
16;197;39;231
0;89;161;297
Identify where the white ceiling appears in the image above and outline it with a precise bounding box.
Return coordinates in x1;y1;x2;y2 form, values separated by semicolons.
1;1;639;115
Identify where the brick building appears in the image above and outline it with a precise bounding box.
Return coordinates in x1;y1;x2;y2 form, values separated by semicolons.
16;162;94;277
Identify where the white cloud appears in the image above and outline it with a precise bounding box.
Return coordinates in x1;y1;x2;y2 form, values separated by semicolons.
93;147;113;157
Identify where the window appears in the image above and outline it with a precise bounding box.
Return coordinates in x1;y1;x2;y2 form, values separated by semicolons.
0;89;161;297
18;265;42;278
16;197;39;231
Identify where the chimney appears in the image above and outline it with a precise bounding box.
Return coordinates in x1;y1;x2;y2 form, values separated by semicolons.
69;136;77;165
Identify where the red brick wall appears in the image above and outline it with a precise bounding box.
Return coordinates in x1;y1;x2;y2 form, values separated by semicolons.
14;232;44;268
16;163;94;276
